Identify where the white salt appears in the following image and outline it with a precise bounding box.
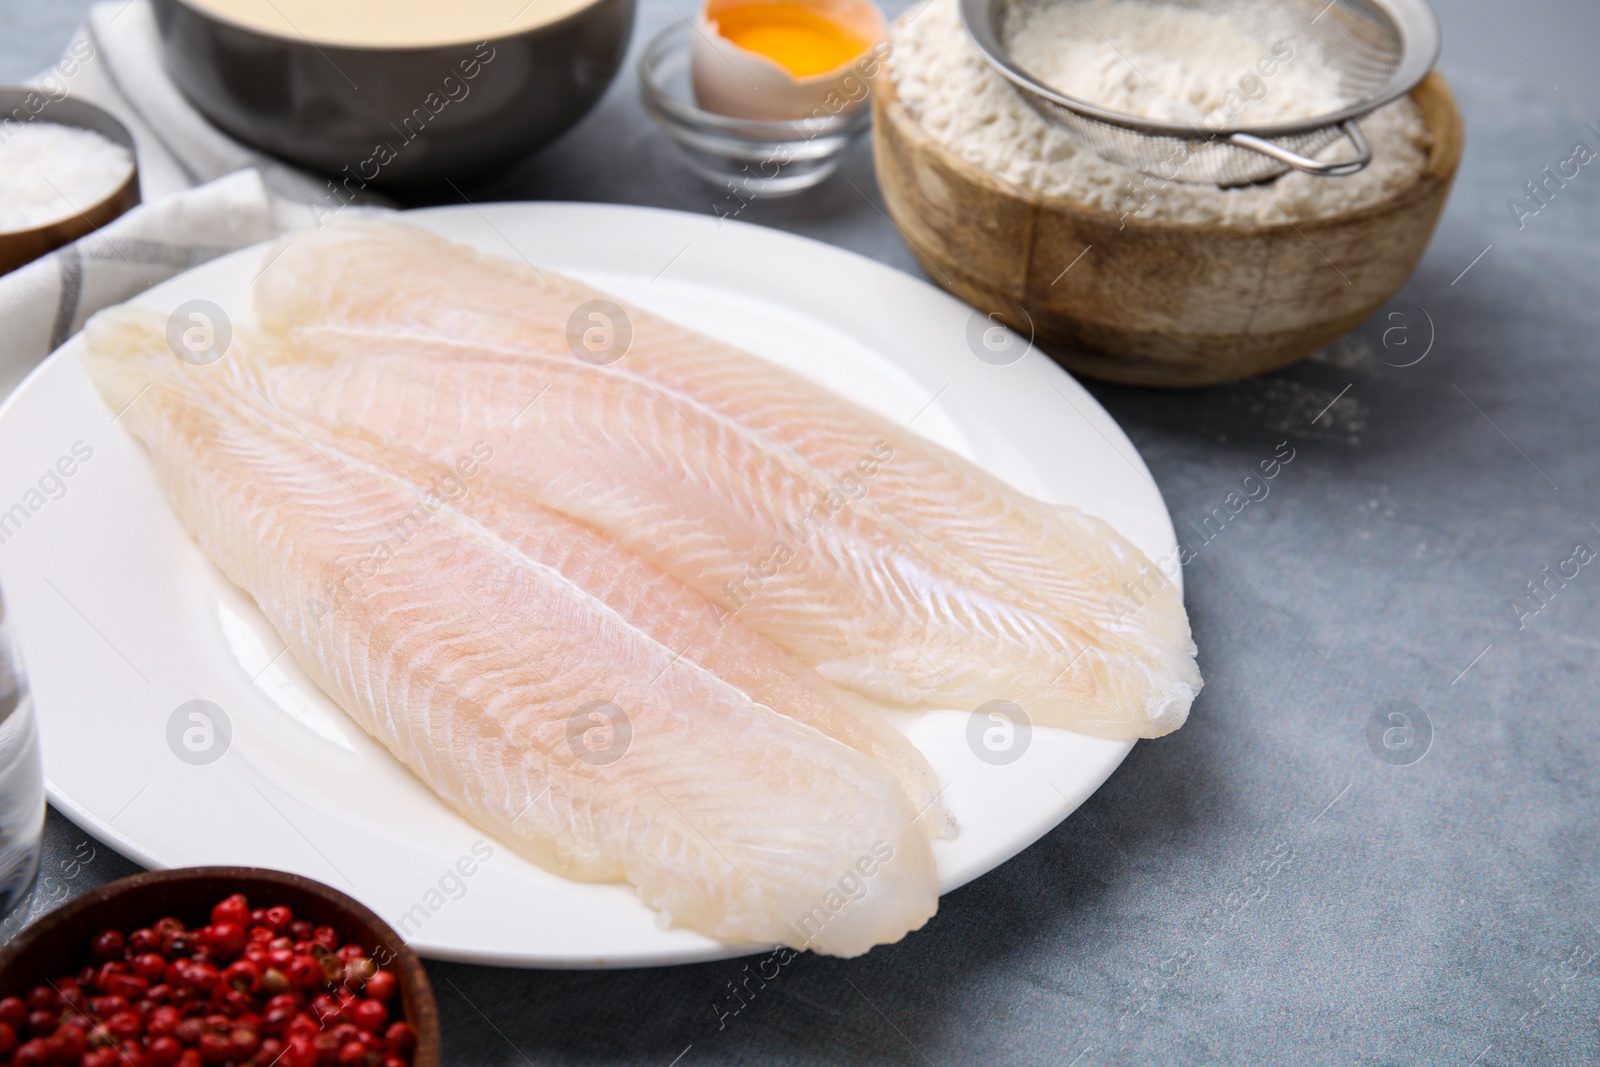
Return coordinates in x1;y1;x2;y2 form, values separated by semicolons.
888;0;1432;225
0;122;134;234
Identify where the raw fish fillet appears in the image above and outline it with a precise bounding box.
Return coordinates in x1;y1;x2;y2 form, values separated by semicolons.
81;309;938;957
254;222;1202;738
311;423;951;837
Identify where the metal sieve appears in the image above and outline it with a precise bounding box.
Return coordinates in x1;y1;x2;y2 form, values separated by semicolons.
959;0;1441;186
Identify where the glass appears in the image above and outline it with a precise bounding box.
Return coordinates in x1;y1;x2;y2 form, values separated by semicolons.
638;22;873;199
0;585;44;917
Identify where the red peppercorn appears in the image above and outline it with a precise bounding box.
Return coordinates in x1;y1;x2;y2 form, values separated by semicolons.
128;927;162;953
351;999;388;1035
91;995;129;1017
162;931;196;959
132;952;168;983
11;1037;47;1066
230;1026;261;1060
146;1005;182;1039
252;1036;284;1066
102;972;149;1001
58;1020;89;1056
260;996;296;1033
145;1034;183;1067
212;894;251;928
185;962;220;994
384;1021;415;1060
311;1031;340;1062
198;1029;233;1065
0;892;414;1067
164;959;188;989
281;1033;317;1067
363;971;396;1003
311;995;346;1027
92;962;121;994
175;1017;205;1047
206;922;247;961
283;956;319;990
222;961;262;994
89;930;126;964
211;984;256;1016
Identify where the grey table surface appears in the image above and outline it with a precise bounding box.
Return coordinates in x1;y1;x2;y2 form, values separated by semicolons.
4;0;1600;1064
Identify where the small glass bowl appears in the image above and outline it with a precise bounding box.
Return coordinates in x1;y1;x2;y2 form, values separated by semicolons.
638;22;872;199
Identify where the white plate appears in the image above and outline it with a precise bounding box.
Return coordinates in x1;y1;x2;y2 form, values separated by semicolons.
0;203;1178;967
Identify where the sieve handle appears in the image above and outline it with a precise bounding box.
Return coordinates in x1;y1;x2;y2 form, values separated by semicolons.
1224;120;1372;177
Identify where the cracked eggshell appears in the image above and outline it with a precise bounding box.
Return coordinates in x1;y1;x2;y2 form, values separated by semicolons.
691;0;887;121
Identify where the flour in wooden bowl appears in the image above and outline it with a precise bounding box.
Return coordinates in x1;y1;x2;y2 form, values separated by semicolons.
887;0;1433;225
1008;0;1347;128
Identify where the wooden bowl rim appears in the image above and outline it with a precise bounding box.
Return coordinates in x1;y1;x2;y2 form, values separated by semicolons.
0;866;440;1064
874;68;1464;237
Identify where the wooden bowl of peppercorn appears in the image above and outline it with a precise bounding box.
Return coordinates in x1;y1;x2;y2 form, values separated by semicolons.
0;867;439;1067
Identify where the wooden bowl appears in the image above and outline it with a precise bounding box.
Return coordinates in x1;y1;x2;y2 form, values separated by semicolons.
873;71;1464;386
0;91;141;277
0;867;439;1066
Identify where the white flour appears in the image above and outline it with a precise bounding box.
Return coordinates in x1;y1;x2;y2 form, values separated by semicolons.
888;0;1432;225
0;123;134;234
1008;0;1347;128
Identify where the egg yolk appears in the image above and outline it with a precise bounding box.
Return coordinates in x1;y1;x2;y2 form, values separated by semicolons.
713;4;870;78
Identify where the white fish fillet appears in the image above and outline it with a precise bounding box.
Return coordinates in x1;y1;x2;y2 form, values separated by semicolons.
81;309;938;957
305;420;951;837
254;222;1203;738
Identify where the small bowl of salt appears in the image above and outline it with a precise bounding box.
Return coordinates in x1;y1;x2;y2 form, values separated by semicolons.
0;91;139;276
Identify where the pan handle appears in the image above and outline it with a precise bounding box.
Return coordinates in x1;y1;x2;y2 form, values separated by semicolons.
1224;119;1372;177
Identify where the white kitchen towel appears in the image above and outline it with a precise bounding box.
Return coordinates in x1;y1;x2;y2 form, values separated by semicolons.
0;170;293;399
